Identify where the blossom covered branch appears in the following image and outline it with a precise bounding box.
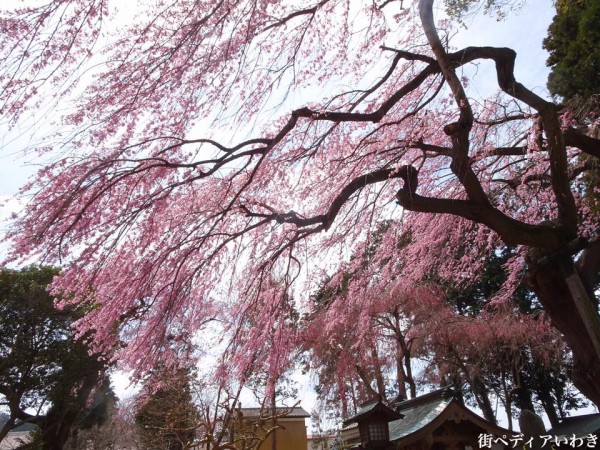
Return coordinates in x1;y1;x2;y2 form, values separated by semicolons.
2;0;600;407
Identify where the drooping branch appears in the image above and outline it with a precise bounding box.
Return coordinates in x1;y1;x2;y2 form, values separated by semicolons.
380;46;436;64
25;37;592;267
419;0;473;133
564;127;600;159
379;33;583;243
263;0;330;31
395;171;565;248
243;167;415;231
488;146;528;157
238;144;575;249
452;45;579;235
354;364;381;398
576;236;600;298
5;0;600;416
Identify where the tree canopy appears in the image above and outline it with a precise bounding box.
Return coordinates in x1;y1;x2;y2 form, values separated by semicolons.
2;0;600;413
306;244;580;429
135;369;200;450
544;0;600;101
0;266;110;448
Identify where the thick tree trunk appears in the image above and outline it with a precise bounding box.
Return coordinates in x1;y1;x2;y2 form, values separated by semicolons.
0;398;39;444
501;371;514;431
371;344;387;400
405;356;417;400
528;256;600;408
415;0;600;411
538;391;560;428
470;377;497;425
271;393;276;450
38;409;79;450
513;384;535;413
395;343;407;400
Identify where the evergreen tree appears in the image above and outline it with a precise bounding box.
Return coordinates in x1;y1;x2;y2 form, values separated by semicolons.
544;0;600;101
0;266;110;448
135;369;200;450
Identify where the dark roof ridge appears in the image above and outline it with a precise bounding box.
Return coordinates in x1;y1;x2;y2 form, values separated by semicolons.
343;397;404;427
358;395;383;408
548;412;600;437
395;387;454;411
561;412;600;422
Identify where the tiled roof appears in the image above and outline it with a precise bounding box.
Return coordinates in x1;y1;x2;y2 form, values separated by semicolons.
388;388;454;441
11;422;36;432
342;388;514;448
343;396;403;427
548;413;600;438
353;397;381;416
